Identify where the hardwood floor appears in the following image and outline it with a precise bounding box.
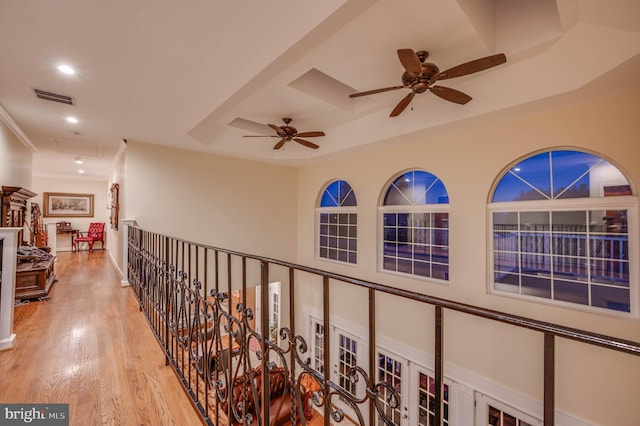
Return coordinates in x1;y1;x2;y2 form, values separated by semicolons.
0;251;203;425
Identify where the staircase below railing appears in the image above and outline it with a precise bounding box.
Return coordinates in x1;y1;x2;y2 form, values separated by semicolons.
125;225;640;426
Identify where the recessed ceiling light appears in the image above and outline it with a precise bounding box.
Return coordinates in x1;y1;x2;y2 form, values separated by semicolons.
75;157;83;164
78;169;85;174
58;64;75;75
66;116;78;124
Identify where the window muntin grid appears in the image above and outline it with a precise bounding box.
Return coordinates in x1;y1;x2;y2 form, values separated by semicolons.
338;334;358;397
377;352;402;425
418;372;449;426
488;405;535;426
493;209;630;312
319;212;357;263
313;321;324;374
318;180;357;264
492;150;626;202
381;170;450;281
490;149;634;314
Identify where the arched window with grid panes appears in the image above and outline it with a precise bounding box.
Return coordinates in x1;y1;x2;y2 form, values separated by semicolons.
489;149;637;315
380;169;450;281
317;180;357;264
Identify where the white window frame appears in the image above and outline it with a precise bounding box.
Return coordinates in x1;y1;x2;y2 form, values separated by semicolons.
316;206;358;266
487;196;638;317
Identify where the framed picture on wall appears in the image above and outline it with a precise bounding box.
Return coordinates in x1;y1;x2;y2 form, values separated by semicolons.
43;192;94;217
110;183;119;230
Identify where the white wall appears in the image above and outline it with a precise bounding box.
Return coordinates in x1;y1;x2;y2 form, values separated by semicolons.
107;143;126;275
0;120;32;190
125;141;298;261
31;176;109;251
295;83;640;424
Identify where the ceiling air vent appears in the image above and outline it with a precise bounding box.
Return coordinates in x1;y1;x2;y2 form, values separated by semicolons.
33;88;75;105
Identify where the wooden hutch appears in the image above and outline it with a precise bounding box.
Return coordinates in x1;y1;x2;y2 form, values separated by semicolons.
1;186;56;300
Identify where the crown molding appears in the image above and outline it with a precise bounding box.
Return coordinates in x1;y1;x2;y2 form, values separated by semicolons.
0;102;37;153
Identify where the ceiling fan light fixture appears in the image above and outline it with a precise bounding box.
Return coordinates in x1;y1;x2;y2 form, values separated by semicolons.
243;117;324;150
349;49;507;116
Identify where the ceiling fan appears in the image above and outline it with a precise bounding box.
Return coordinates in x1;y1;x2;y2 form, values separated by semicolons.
349;49;506;117
243;117;325;150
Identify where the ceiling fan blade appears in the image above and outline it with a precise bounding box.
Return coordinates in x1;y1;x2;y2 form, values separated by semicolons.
273;139;286;150
243;135;279;137
295;131;325;138
268;124;286;137
429;85;472;104
434;53;506;81
349;85;406;98
397;49;422;76
293;138;319;149
390;92;415;117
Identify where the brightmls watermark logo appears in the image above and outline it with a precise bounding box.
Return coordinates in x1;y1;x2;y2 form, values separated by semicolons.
0;404;68;425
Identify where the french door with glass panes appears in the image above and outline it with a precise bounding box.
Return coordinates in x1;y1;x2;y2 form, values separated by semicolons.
412;364;451;426
376;349;409;425
254;282;281;343
475;393;542;426
332;327;365;423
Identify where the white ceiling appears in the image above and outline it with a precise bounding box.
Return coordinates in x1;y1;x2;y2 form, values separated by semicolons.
1;0;639;179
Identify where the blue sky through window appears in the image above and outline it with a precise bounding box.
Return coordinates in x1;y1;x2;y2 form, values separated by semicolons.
384;170;449;205
492;150;622;202
320;180;356;207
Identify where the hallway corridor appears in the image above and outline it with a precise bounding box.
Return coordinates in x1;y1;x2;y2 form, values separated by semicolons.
0;251;202;425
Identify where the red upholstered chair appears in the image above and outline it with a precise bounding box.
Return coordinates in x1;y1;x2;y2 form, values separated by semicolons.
72;222;105;252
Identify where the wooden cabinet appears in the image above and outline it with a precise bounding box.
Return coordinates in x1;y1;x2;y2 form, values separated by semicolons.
1;187;57;300
1;186;36;245
15;257;56;300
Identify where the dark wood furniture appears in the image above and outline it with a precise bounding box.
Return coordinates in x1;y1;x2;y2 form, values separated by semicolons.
219;365;312;426
1;187;58;300
15;256;56;300
1;186;36;245
56;221;73;233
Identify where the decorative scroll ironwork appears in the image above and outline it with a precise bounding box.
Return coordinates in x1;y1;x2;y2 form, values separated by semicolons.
126;225;640;426
126;226;401;426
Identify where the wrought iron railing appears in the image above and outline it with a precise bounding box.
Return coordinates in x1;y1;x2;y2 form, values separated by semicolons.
126;225;640;426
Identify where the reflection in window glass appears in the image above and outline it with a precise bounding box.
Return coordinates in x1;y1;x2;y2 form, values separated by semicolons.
418;372;448;426
491;150;634;314
313;321;324;374
338;334;357;397
489;405;534;426
318;180;357;264
377;353;402;425
493;209;630;312
382;170;449;281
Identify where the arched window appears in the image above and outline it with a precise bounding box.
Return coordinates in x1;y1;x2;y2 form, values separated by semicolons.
317;180;357;264
489;149;636;314
381;170;449;281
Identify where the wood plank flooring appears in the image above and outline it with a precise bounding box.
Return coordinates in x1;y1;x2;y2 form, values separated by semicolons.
0;251;203;425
